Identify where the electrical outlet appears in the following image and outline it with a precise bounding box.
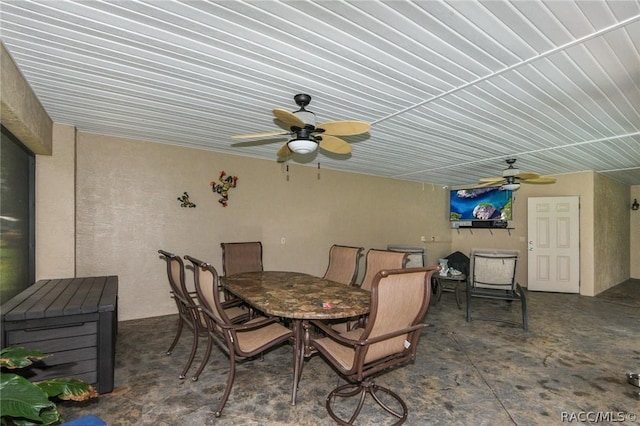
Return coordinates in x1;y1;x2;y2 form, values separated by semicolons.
280;237;286;245
420;236;426;242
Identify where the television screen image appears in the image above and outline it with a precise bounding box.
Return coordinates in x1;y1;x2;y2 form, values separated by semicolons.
449;187;513;221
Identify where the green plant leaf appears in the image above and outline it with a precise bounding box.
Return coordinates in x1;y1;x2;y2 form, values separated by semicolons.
36;378;98;401
0;373;59;424
10;407;59;426
0;347;48;369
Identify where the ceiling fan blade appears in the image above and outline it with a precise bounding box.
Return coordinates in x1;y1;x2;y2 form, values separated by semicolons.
319;135;352;154
516;172;540;180
523;176;557;184
231;130;290;140
317;120;371;136
273;108;305;127
231;137;288;149
475;180;505;188
478;177;505;183
277;142;292;158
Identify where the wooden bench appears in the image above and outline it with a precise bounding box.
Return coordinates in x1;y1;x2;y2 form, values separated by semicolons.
1;276;118;393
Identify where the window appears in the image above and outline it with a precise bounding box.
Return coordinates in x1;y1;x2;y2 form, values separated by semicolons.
1;125;35;302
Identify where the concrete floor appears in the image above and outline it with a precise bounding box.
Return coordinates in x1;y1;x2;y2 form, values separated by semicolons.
59;279;640;425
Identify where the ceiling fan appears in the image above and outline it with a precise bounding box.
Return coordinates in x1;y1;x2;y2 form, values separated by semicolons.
476;158;557;190
231;94;370;159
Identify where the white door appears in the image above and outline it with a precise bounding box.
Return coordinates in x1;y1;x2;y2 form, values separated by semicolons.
527;196;580;293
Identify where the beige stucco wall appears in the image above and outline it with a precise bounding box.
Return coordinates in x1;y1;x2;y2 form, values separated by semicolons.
631;185;640;279
35;123;76;279
74;133;451;321
592;174;631;294
32;128;636;320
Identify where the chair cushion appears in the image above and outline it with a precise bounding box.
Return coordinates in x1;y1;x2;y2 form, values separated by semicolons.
236;320;291;354
313;332;360;371
224;306;248;322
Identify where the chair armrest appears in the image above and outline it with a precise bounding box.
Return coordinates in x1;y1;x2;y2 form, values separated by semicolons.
311;320;426;348
220;298;245;309
221;316;280;331
310;319;362;346
359;323;426;346
172;292;200;309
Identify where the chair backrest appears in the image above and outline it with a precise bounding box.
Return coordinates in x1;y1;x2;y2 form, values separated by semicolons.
322;244;364;285
470;249;519;290
158;249;190;301
359;249;408;291
159;250;204;330
220;242;263;277
184;255;231;327
358;267;435;365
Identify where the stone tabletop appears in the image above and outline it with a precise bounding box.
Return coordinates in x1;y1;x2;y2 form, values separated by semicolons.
222;271;370;320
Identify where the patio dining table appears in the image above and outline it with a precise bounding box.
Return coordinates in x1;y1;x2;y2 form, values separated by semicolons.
222;271;370;405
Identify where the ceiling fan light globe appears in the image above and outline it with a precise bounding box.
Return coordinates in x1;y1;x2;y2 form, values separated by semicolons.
502;183;520;191
288;138;317;154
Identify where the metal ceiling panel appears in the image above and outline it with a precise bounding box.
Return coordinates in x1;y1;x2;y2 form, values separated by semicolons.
1;0;639;186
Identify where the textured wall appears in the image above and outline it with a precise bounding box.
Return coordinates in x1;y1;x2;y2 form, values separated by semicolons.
35;123;76;279
74;133;450;321
592;174;631;294
629;185;640;279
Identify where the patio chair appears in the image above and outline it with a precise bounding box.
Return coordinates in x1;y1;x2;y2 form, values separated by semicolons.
466;248;528;330
331;249;408;332
310;267;437;425
220;241;264;313
220;241;263;276
323;244;364;286
359;249;409;291
158;250;248;381
184;255;293;417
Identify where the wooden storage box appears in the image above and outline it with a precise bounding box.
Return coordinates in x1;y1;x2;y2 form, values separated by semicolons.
1;276;118;393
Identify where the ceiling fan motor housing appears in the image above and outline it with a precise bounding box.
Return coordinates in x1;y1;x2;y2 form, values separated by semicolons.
292;127;316;141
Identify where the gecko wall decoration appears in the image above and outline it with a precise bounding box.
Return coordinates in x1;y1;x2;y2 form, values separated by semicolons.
177;192;196;208
211;171;238;207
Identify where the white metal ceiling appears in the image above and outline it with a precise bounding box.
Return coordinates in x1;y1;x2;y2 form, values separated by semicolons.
1;0;639;186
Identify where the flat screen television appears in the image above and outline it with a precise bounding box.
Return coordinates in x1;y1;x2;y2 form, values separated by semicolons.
449;187;513;222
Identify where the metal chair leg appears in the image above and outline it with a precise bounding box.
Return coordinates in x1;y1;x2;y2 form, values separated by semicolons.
215;351;236;417
166;316;184;355
179;327;199;379
519;284;528;330
191;333;213;381
466;281;472;322
326;380;408;426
